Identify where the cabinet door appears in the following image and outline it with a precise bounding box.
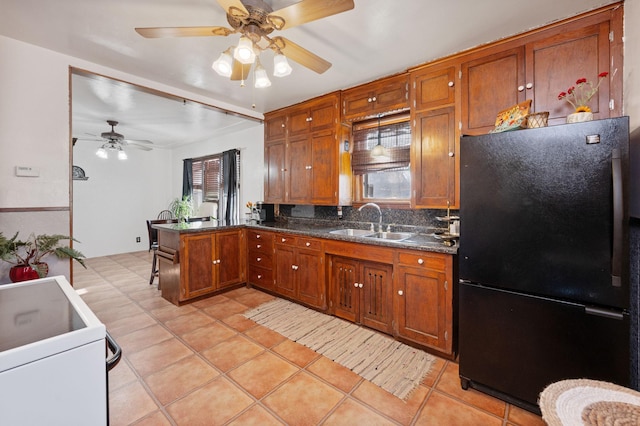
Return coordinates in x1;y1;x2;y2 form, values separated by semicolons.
413;65;456;111
412;106;456;209
395;266;452;354
330;257;359;322
373;74;409;114
288;106;311;138
264;140;286;203
274;244;296;298
182;234;216;299
287;136;311;203
526;21;611;126
342;88;374;121
297;248;325;309
309;97;337;133
310;129;337;205
461;47;525;135
265;111;287;140
216;229;245;289
360;262;393;334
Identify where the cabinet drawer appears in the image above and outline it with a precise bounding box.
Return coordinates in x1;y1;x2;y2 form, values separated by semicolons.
276;234;297;246
248;266;273;288
247;230;273;244
248;251;273;268
397;251;446;270
248;239;273;252
297;238;322;251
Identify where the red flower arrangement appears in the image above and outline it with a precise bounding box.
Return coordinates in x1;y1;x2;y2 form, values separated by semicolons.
557;72;608;113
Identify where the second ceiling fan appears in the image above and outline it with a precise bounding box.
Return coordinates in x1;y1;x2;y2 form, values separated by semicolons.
135;0;355;84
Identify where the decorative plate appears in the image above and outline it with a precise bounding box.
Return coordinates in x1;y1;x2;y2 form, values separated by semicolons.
72;165;88;180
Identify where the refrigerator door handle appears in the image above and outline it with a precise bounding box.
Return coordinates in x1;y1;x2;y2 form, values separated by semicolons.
612;148;622;287
585;305;625;320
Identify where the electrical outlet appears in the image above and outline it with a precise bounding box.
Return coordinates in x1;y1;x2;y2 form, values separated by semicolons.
136;237;141;243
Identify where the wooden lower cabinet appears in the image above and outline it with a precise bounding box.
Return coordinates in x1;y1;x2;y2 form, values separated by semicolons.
274;234;326;310
158;228;245;305
330;256;393;334
247;229;275;291
394;250;454;356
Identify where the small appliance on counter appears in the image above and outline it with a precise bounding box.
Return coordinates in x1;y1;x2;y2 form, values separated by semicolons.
0;275;122;425
256;202;275;223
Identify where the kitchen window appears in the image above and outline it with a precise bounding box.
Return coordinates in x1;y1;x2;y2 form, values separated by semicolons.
190;150;240;219
352;113;411;203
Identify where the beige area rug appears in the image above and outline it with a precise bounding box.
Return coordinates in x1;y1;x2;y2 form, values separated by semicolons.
244;298;435;400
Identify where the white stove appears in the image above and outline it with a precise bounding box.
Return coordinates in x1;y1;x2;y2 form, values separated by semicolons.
0;275;120;425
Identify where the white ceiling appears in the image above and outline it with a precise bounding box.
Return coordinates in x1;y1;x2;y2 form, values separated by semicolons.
1;0;618;149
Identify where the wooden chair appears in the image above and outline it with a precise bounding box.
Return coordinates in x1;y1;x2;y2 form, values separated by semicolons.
157;210;174;220
147;218;178;286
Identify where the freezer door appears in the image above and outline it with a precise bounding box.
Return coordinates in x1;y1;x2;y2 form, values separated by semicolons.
459;282;629;412
459;117;630;309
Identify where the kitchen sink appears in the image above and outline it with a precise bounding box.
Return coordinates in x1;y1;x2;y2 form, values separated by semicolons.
329;228;374;237
363;231;415;242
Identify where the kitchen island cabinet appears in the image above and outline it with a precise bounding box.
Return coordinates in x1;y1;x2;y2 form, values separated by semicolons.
156;224;245;305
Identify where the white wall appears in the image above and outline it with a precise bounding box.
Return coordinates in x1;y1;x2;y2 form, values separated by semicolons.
0;35;264;280
170;125;265;218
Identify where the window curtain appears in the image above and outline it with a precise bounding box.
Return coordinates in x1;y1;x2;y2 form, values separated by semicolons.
182;158;193;198
221;149;240;222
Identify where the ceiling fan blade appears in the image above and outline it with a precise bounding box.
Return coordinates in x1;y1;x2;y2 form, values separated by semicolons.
272;37;331;74
135;26;233;38
270;0;354;30
123;139;154;145
74;137;103;142
126;143;153;151
216;0;248;16
230;60;252;81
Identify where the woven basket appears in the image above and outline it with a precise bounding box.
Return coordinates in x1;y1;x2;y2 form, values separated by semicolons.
526;111;549;128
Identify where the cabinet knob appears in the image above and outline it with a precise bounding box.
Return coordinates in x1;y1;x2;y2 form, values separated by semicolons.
257;274;262;279
256;244;261;249
354;282;359;287
257;257;262;262
256;235;261;239
281;238;287;242
305;242;311;247
368;97;373;103
418;258;424;265
448;152;454;157
518;85;525;92
305;165;312;170
398;290;404;296
281;123;285;128
448;81;454;87
359;283;363;288
372;96;377;102
526;82;533;89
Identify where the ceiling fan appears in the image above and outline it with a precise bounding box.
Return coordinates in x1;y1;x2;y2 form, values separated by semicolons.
135;0;355;83
75;120;154;160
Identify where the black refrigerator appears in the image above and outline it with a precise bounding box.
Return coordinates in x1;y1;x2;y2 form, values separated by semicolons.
458;117;631;414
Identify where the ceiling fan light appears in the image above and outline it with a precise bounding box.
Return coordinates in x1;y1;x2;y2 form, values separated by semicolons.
234;37;255;64
254;61;271;88
96;146;108;159
273;54;292;77
212;49;233;77
118;149;128;160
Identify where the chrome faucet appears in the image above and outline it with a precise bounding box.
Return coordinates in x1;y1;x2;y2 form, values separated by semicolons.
358;202;382;232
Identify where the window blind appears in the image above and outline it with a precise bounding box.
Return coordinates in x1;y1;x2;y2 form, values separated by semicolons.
351;114;411;175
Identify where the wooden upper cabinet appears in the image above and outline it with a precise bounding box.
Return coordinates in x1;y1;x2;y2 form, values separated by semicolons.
342;73;409;121
461;47;526;135
310;129;337;204
264;138;286;203
289;95;338;138
412;65;457;111
265;111;287;141
461;9;618;135
526;20;611;126
412;106;457;209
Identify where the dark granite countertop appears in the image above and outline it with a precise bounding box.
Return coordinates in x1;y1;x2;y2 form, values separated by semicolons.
153;218;458;255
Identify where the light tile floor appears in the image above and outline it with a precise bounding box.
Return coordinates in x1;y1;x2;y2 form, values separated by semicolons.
73;251;545;425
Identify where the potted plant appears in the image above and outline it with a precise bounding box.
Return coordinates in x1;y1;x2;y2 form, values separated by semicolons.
169;195;194;224
0;232;87;282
